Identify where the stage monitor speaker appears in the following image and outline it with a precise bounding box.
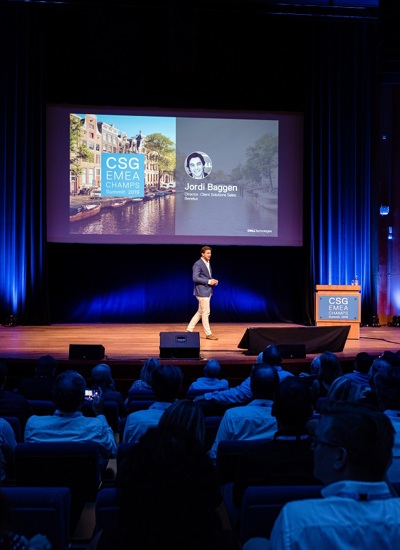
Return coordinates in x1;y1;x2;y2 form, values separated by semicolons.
159;332;200;359
68;344;105;360
276;344;306;359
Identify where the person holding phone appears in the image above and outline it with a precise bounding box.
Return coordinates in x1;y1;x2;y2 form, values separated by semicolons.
24;370;117;470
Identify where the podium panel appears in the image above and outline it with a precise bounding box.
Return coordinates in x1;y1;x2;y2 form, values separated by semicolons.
315;285;361;339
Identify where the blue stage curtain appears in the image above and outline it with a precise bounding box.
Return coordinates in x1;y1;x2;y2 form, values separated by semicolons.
0;4;50;325
305;19;378;322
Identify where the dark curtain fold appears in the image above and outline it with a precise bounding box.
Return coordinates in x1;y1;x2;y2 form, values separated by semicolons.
1;4;50;325
305;19;378;323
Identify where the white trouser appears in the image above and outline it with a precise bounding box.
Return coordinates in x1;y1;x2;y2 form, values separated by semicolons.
187;296;212;335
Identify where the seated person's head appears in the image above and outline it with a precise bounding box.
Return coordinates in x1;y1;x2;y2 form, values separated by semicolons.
272;376;313;429
203;359;221;379
313;400;394;485
159;399;205;446
250;364;280;400
318;351;343;390
354;352;374;374
327;376;368;403
53;370;86;412
140;357;160;386
35;354;57;377
373;363;400;411
262;344;282;367
91;363;114;390
151;364;183;402
310;355;321;375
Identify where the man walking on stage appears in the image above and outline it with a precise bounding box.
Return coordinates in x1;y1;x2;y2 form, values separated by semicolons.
186;245;219;340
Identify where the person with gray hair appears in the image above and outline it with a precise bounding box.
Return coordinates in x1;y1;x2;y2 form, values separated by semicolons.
244;400;400;550
187;359;229;393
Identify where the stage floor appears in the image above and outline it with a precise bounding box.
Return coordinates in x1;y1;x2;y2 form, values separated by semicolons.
1;322;400;363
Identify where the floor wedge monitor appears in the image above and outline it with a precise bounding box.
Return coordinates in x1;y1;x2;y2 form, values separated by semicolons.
159;332;200;359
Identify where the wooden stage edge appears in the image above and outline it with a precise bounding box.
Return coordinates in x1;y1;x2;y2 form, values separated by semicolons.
1;322;400;363
1;322;400;394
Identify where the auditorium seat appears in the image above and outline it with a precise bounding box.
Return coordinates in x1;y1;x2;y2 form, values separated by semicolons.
204;415;222;451
93;487;120;540
239;485;323;544
216;439;269;484
13;441;102;534
1;486;71;550
27;399;56;416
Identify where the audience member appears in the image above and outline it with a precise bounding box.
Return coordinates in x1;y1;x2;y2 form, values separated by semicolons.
326;376;369;403
258;345;294;381
158;399;206;446
89;363;127;417
123;364;183;444
100;425;240;550
127;357;159;393
232;376;317;510
187;359;229;393
373;363;400;483
208;364;279;460
194;344;286;407
0;361;33;429
0;418;17;481
244;400;400;550
311;351;343;412
17;354;57;401
24;370;117;470
299;355;320;379
341;351;374;390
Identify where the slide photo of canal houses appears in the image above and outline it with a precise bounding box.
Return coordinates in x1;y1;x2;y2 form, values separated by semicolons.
69;113;177;236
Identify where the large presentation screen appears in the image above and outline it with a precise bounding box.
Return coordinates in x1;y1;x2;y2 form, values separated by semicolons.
46;104;304;246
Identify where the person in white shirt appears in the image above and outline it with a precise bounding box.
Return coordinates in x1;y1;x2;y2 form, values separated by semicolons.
123;364;183;444
244;400;400;550
208;364;279;460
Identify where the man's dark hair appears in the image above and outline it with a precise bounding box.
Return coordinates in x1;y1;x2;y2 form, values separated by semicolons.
250;364;280;400
53;370;86;412
262;344;282;367
186;151;206;169
353;352;374;374
273;376;313;428
151;364;183;402
318;351;343;387
36;354;57;376
321;400;394;481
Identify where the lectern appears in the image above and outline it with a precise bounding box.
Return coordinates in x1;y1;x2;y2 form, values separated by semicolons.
315;285;361;339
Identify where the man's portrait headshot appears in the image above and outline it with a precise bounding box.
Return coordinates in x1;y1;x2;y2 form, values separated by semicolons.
185;151;212;179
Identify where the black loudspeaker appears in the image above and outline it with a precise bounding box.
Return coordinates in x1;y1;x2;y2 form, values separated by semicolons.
276;344;306;359
68;344;105;360
159;332;200;359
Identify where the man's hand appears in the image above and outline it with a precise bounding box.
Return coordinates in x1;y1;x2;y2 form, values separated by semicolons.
209;278;218;286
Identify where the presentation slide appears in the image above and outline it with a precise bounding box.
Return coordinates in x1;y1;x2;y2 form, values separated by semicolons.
46;105;303;246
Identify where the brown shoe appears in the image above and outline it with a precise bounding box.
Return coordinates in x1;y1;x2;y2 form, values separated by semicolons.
206;334;218;340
